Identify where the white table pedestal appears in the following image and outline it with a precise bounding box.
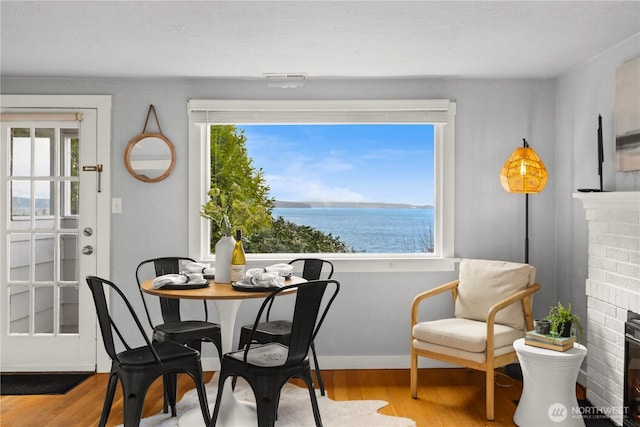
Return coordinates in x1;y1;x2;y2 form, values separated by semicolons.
513;338;587;427
178;299;258;427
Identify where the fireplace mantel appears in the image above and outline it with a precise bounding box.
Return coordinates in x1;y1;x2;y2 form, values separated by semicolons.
573;191;640;209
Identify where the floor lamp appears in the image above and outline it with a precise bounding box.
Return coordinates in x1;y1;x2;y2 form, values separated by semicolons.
500;138;548;263
500;138;548;380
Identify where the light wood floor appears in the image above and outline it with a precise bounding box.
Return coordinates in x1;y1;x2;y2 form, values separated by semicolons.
0;368;585;427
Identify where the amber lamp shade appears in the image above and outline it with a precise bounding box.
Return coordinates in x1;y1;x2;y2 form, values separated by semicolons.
500;142;548;194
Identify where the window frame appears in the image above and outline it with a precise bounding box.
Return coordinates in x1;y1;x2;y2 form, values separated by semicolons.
188;99;457;273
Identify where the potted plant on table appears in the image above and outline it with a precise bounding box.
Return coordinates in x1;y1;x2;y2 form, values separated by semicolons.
546;302;584;343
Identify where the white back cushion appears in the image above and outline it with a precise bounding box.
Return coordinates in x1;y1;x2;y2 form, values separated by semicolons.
454;259;534;330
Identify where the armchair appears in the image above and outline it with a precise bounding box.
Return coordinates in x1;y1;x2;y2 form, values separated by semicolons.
410;259;540;420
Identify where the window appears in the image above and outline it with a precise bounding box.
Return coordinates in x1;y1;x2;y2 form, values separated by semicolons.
188;100;456;272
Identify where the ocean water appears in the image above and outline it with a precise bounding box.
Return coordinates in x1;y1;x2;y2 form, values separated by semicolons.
272;207;434;253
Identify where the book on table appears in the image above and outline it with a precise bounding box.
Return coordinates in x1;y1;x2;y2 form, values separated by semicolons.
524;331;576;352
526;330;576;345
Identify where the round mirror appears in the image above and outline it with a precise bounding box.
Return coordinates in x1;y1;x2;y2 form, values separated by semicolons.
124;133;175;183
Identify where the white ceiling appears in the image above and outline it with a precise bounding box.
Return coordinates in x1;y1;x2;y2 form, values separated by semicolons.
1;1;639;80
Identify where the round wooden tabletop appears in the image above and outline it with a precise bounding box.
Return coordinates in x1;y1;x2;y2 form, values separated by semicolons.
140;276;305;300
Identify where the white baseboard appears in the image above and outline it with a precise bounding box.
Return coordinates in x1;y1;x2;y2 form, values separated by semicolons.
202;355;454;371
204;356;589;381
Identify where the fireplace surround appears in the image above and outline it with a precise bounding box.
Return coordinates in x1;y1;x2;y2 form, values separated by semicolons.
575;192;640;426
625;313;640;427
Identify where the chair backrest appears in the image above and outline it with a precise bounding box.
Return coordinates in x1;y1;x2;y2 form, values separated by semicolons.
288;258;334;280
244;279;340;365
454;259;536;331
135;256;205;326
86;276;160;364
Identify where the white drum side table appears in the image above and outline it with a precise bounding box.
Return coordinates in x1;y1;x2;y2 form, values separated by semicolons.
513;337;587;427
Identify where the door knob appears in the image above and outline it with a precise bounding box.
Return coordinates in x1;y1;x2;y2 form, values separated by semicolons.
82;245;93;255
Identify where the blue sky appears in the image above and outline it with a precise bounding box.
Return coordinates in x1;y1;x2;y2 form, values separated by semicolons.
239;124;435;206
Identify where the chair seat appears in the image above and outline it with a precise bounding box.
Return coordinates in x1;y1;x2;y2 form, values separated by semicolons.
117;341;200;366
227;342;305;368
153;320;221;344
412;318;524;353
243;320;292;340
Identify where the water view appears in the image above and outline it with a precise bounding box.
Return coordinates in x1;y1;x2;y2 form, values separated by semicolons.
272;207;434;253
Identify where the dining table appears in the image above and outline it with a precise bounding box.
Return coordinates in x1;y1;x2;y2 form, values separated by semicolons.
141;275;305;427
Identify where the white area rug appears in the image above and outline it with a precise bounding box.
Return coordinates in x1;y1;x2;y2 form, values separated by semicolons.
130;374;416;427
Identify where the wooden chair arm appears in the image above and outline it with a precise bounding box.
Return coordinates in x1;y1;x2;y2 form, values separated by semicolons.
486;282;541;324
411;279;459;328
485;283;541;359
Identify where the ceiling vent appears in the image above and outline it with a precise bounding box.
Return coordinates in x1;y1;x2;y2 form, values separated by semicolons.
264;73;307;89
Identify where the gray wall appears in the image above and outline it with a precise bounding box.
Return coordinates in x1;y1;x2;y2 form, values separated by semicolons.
2;33;638;367
555;34;640;348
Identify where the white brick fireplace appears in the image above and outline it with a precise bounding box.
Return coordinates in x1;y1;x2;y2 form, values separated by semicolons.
574;191;640;426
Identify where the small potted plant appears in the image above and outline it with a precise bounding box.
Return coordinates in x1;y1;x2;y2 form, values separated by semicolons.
546;302;584;342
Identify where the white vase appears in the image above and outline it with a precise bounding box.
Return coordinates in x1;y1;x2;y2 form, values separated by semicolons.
214;235;235;283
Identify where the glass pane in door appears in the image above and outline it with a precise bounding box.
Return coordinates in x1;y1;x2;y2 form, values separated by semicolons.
10;128;30;176
59;182;79;229
34;180;53;224
59;234;77;281
60;286;79;334
8;234;29;281
34;128;53;177
9;285;29;334
34;286;54;334
10;181;31;228
60;130;78;177
34;233;54;282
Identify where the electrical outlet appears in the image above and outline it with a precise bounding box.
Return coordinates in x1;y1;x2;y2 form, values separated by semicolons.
112;198;122;214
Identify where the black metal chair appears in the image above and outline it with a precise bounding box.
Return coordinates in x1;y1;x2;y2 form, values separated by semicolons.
210;279;340;427
85;276;211;427
135;257;222;415
235;258;334;395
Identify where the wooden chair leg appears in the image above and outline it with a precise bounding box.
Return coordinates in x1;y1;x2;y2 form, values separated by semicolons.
410;347;418;398
486;367;495;420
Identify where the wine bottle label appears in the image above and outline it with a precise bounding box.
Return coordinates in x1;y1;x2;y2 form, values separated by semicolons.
231;265;246;282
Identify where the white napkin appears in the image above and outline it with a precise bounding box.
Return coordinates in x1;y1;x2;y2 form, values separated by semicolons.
264;263;294;277
238;269;285;288
152;274;187;289
185;262;215;276
152;273;205;289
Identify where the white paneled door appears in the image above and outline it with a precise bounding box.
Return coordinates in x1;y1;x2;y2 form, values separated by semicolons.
0;95;111;371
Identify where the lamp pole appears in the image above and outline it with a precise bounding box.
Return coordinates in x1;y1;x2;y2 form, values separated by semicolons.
525;193;529;264
523;138;529;264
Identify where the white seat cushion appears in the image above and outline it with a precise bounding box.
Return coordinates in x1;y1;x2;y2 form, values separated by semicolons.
412;318;525;353
411;339;519;364
454;259;534;330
